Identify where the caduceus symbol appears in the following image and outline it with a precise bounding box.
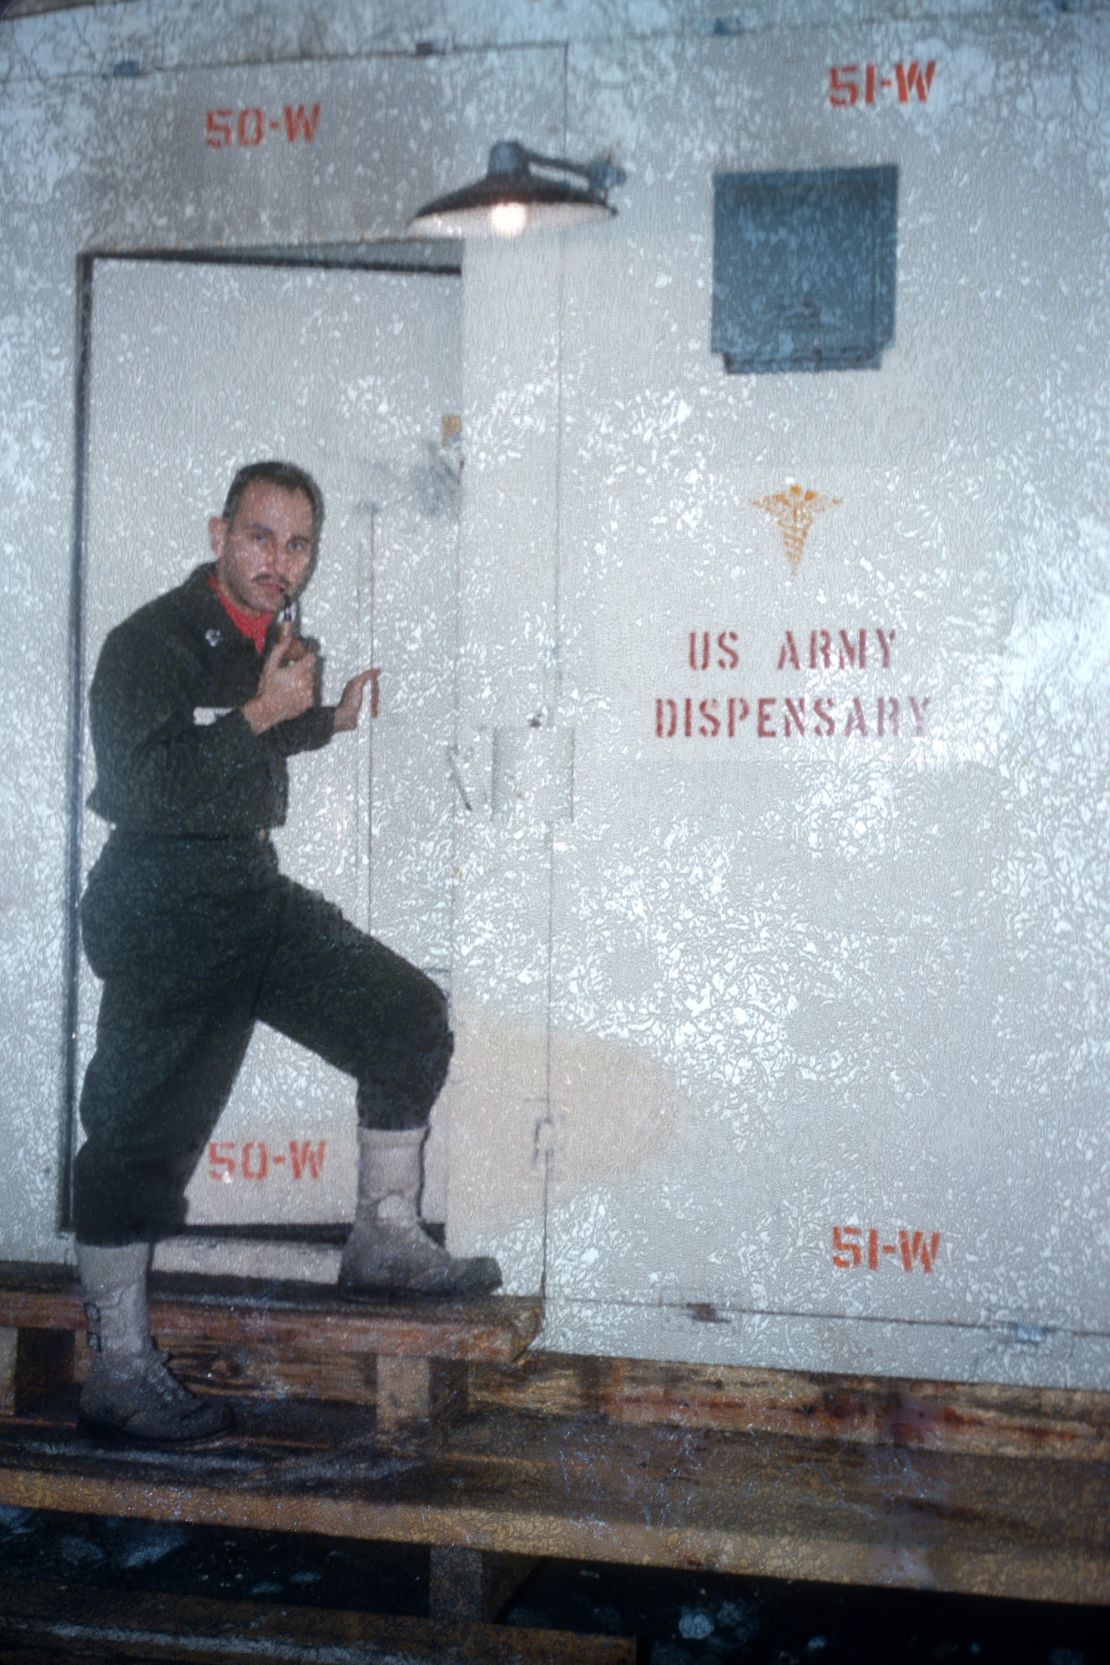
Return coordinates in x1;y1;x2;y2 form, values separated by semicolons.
751;482;841;572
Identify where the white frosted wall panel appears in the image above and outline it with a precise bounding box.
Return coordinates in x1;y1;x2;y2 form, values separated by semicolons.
0;84;93;1261
368;446;462;969
501;22;1110;1380
81;262;383;1229
80;262;464;1232
447;226;566;1288
0;0;1105;1383
31;53;566;259
0;2;1072;83
0;33;565;1262
332;275;462;977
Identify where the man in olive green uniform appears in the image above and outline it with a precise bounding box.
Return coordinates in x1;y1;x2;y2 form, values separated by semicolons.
76;460;499;1444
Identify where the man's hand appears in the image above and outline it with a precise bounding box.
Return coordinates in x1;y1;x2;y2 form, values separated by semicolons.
333;668;378;733
242;621;318;734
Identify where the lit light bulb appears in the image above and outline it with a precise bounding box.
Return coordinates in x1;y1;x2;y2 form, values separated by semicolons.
489;200;530;238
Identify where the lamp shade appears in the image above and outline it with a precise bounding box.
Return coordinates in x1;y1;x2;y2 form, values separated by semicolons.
408;141;621;239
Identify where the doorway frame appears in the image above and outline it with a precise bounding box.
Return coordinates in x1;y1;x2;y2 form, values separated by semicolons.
59;242;462;1239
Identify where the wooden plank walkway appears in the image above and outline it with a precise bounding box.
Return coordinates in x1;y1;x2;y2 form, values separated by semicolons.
0;1379;1105;1606
469;1352;1110;1460
0;1261;541;1430
0;1261;1106;1615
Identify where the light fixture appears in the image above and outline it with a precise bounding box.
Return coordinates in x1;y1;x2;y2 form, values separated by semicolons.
407;141;626;239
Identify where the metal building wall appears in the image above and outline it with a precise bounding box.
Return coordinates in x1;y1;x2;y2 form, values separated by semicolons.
0;0;1106;1388
449;12;1109;1389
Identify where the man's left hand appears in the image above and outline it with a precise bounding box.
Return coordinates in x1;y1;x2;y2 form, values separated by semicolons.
333;669;378;732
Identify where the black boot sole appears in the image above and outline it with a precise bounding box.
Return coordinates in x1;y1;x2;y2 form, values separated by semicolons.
76;1404;235;1447
337;1261;503;1303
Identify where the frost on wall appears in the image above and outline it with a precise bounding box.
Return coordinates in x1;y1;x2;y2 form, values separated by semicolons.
452;18;1109;1388
0;39;565;1276
0;2;1106;1389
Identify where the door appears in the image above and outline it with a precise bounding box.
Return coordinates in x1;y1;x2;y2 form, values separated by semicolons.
75;256;461;1232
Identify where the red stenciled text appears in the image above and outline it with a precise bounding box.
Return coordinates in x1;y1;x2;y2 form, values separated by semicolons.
688;630;741;671
206;104;321;148
775;628;895;671
656;693;929;740
656;626;931;742
832;1225;942;1273
207;1139;327;1182
828;62;937;107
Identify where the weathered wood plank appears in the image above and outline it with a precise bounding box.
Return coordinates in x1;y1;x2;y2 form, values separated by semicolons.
5;1265;1106;1462
0;1264;541;1363
142;1293;540;1363
0;1395;1104;1606
164;1338;379;1407
470;1354;1110;1462
377;1357;467;1430
0;1266;1105;1607
0;1578;636;1664
0;1327;17;1415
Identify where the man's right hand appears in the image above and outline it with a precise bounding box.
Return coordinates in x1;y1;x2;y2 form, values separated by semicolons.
242;621;318;734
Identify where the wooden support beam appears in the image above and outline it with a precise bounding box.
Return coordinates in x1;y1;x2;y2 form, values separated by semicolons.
470;1353;1110;1462
0;1265;1105;1609
0;1263;541;1428
0;1328;17;1416
0;1399;1103;1606
429;1546;540;1620
0;1578;636;1664
0;1264;541;1364
377;1357;466;1431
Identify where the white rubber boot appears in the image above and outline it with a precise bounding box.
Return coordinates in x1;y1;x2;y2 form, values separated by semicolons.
78;1242;232;1443
338;1128;502;1300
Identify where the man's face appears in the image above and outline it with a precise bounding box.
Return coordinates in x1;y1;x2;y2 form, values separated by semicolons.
208;480;316;618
